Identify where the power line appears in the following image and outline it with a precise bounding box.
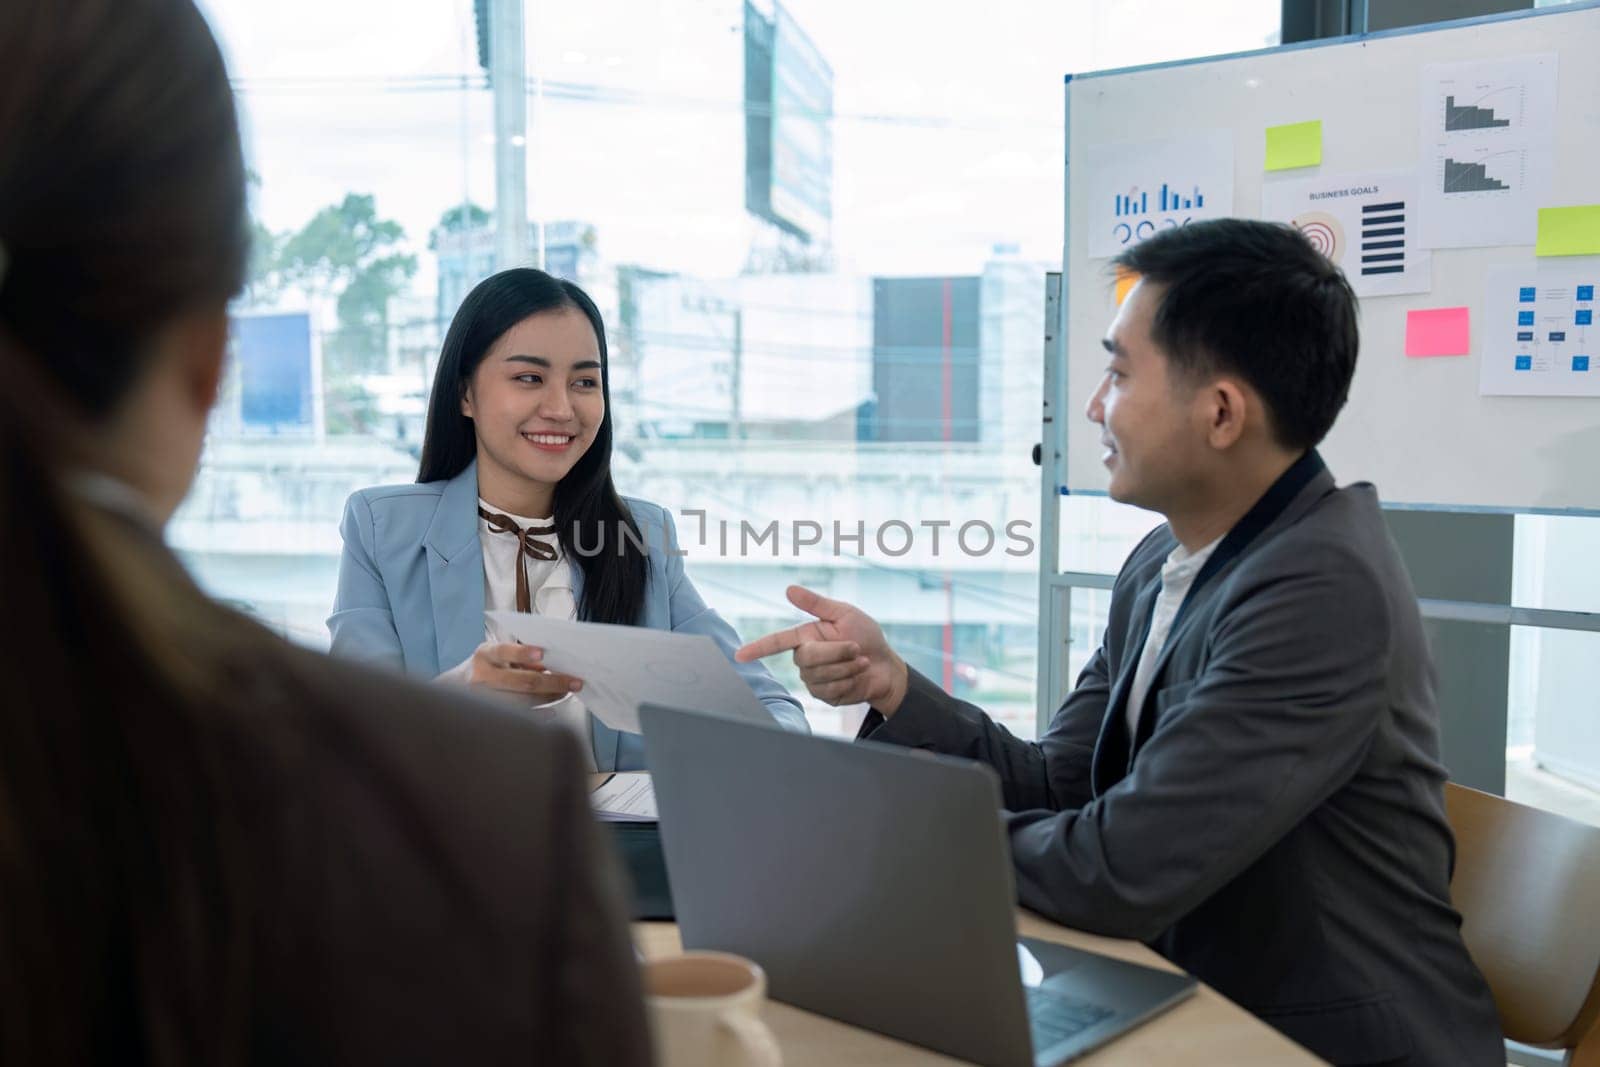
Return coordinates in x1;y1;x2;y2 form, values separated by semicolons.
226;73;1060;133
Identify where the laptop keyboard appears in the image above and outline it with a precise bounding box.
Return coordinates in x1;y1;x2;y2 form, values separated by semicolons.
1025;986;1117;1050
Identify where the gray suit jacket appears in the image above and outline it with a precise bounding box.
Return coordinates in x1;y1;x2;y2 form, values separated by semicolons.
860;452;1503;1066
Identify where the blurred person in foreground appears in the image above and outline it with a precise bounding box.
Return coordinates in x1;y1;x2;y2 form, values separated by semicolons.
0;1;649;1063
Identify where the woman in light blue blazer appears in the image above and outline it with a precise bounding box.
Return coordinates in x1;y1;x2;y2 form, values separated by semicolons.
329;268;805;770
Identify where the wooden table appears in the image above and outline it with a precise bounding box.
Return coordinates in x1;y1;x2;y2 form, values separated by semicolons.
634;912;1323;1065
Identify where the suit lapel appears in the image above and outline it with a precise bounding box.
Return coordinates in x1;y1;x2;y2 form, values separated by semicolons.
1134;452;1337;728
425;461;485;674
568;558;586;609
1127;586;1211;759
1118;451;1338;765
1092;572;1161;796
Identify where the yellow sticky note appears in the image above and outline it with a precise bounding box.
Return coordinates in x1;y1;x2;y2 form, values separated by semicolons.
1114;269;1139;307
1265;120;1322;171
1535;205;1600;257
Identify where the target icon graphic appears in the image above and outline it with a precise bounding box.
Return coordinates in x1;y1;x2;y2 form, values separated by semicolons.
1289;211;1345;265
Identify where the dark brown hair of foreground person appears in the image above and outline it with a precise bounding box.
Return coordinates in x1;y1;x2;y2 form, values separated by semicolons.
0;2;649;1064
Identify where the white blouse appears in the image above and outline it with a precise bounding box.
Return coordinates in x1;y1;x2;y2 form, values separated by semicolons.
477;498;575;618
438;499;594;769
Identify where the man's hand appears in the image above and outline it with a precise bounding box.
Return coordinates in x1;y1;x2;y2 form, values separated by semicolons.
735;585;910;717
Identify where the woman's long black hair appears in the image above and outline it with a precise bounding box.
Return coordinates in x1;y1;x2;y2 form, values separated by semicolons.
417;268;648;626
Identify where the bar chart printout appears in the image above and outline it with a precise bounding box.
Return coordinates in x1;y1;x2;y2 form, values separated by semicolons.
1418;53;1556;249
1085;132;1234;258
1113;184;1205;216
1443;157;1511;192
1444;95;1510;131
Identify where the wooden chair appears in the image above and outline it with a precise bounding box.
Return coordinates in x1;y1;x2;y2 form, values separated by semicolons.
1445;782;1600;1065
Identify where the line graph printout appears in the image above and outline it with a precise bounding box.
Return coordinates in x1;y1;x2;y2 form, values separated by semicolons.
1262;170;1431;297
1418;53;1556;250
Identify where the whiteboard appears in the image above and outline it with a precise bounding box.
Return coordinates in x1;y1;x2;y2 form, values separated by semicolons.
1061;2;1600;513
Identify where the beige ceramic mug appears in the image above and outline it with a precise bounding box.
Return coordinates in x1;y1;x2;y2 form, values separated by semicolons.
644;951;782;1067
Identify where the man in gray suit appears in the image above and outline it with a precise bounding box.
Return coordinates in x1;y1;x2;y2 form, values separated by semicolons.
739;220;1504;1065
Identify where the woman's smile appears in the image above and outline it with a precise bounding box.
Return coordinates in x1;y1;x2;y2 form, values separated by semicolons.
523;430;578;452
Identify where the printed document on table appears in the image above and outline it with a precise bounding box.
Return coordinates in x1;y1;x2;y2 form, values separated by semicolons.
590;773;658;823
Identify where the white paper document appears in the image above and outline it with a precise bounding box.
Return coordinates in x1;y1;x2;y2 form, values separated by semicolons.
590;773;658;823
484;612;773;735
1480;262;1600;397
1083;132;1235;259
1261;170;1432;298
1417;53;1557;250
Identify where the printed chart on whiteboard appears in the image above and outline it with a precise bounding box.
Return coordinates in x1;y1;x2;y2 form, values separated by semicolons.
1481;262;1600;397
1418;53;1557;250
1083;132;1235;259
1262;170;1431;298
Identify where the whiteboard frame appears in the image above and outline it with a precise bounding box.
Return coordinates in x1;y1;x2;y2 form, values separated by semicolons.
1056;0;1600;518
1035;3;1600;728
1071;0;1600;88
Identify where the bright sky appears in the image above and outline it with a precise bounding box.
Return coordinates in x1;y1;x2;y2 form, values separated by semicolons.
197;0;1278;290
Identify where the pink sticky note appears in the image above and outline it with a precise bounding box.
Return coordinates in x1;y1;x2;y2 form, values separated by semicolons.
1405;307;1471;358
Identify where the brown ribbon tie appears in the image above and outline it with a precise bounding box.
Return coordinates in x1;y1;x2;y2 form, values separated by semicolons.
478;507;558;613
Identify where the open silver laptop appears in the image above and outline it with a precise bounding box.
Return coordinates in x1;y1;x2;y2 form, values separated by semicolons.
639;703;1197;1067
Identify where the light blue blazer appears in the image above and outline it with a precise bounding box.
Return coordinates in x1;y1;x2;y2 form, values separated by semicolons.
328;460;807;770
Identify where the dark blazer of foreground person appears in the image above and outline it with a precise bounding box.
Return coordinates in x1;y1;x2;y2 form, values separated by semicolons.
85;506;655;1066
860;452;1504;1065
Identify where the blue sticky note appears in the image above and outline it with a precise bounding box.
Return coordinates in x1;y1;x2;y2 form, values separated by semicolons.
1579;285;1595;302
1575;356;1592;372
1515;356;1533;371
1518;311;1535;326
1520;287;1537;302
1578;309;1593;326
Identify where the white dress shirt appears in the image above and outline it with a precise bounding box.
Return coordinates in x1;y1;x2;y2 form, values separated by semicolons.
1124;535;1222;740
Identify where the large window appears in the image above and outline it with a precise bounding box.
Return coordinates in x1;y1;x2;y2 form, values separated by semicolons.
181;0;1280;739
187;0;1597;828
1507;517;1600;824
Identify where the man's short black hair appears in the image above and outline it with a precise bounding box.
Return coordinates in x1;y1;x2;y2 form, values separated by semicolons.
1111;218;1359;451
